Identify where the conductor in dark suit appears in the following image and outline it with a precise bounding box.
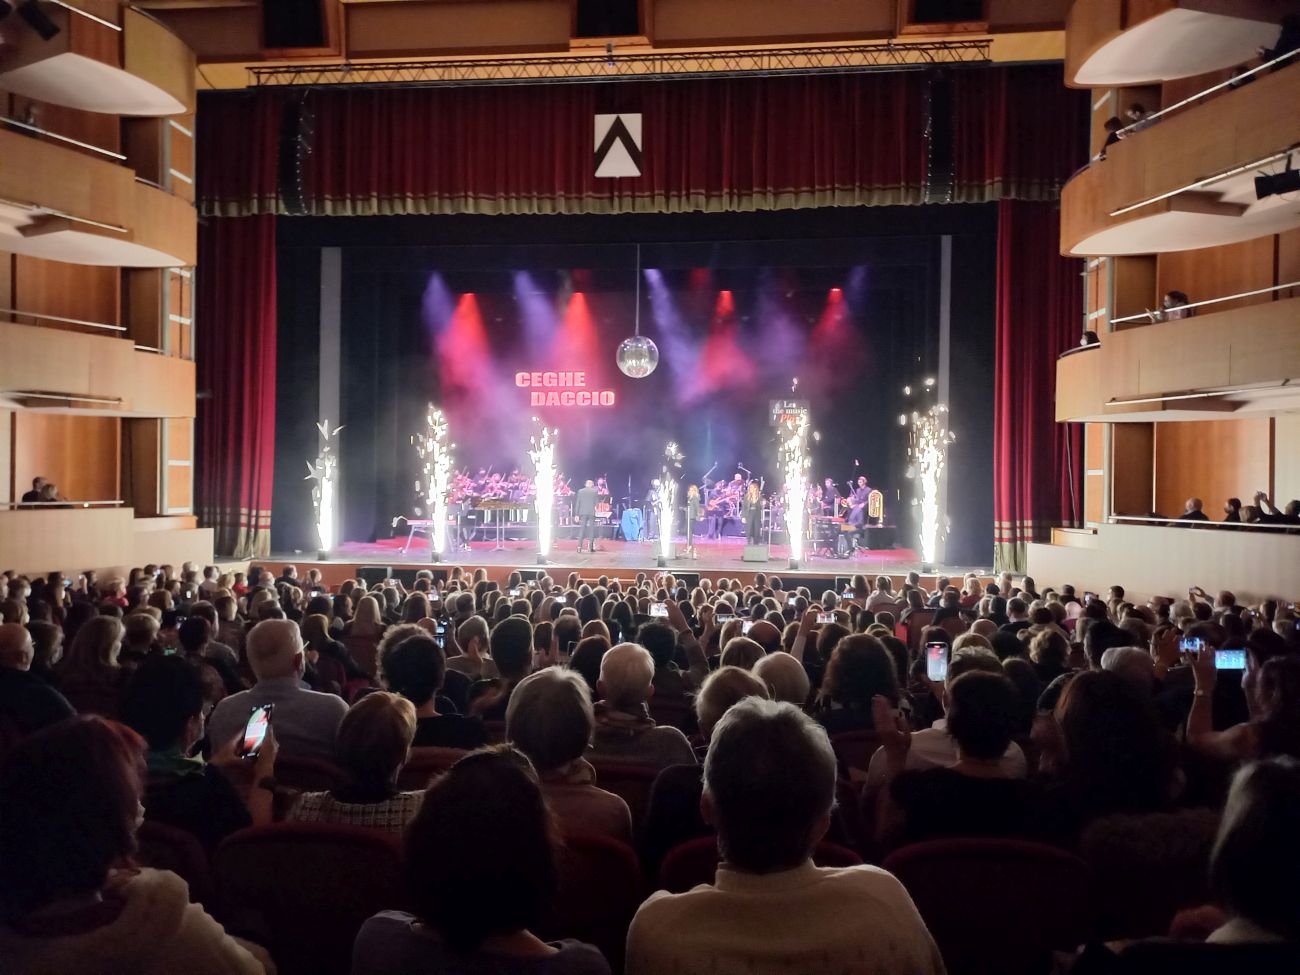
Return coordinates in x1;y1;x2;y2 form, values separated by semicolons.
574;480;600;553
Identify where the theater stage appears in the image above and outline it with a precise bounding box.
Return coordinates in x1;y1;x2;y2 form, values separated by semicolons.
270;535;989;590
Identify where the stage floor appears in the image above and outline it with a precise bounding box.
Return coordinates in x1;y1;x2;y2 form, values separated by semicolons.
309;535;978;578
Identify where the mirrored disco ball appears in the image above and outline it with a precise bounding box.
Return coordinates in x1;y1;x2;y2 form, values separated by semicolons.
616;334;659;378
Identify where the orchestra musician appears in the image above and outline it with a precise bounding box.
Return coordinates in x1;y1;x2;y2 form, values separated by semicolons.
821;477;842;516
685;484;702;559
574;479;600;553
742;481;764;545
847;475;871;527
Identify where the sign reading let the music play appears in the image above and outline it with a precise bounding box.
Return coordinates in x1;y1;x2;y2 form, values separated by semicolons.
515;371;617;407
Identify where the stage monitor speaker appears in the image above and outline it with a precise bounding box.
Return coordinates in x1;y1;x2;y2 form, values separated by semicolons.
835;576;856;594
516;568;547;583
357;566;391;587
743;545;770;563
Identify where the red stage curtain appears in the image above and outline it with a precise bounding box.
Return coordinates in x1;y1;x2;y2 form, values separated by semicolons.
951;64;1089;203
993;200;1084;573
198;67;1086;217
195;216;278;558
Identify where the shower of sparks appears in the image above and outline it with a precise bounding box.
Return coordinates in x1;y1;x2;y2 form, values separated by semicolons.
779;413;812;563
413;406;453;556
305;420;343;552
529;421;557;559
660;442;683;560
905;394;956;564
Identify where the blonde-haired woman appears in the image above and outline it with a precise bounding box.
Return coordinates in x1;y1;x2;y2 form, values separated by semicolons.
55;616;126;717
343;593;386;678
301;613;367;691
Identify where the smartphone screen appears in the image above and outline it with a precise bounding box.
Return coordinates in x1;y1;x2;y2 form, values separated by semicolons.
841;589;853;599
817;612;835;624
1180;636;1206;656
435;622;447;636
554;596;566;605
715;614;735;625
239;704;273;759
1215;648;1247;670
650;602;669;618
742;620;754;635
926;642;950;682
510;587;523;597
564;640;577;657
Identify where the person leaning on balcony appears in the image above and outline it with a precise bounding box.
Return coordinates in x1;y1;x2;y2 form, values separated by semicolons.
1223;498;1243;523
1254;492;1300;527
1176;498;1210;523
1147;291;1192;324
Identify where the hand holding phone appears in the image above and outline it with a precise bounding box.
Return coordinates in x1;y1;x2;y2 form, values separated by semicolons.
817;612;835;625
239;704;274;760
650;602;669;618
925;641;950;682
1215;648;1246;671
741;620;754;635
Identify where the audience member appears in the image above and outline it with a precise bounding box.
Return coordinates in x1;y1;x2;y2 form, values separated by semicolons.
289;691;423;833
207;619;349;762
0;717;268;973
353;748;610;975
814;634;901;734
590;643;694;768
121;654;267;852
468;616;532;720
753;650;811;706
381;633;486;749
626;698;943;974
506;667;632;843
0;622;74;734
54;615;126;718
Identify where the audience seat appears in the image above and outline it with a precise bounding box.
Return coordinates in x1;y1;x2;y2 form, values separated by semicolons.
137;819;214;907
589;760;660;832
536;831;643;972
273;755;347;793
483;720;506;743
395;746;468;790
212;822;404;975
883;838;1094;975
900;610;936;652
649;696;695;734
658;836;862;894
1078;808;1219;940
342;633;380;678
830;730;880;779
939;616;969;640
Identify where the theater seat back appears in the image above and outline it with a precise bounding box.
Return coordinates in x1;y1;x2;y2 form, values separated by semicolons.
537;831;643;972
212;822;404;975
883;838;1094;975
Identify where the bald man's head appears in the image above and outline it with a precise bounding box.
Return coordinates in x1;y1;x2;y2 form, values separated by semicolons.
0;623;34;671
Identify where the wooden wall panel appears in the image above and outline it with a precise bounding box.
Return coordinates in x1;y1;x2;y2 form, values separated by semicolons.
167;418;192;459
1027;523;1300;603
121;418;161;516
0;251;11;309
1154;418;1273;518
1157;236;1275;313
166;463;191;512
12;414;121;502
1277;229;1300;299
1275;414;1300;506
1056;349;1105;420
0;508;134;575
0;410;11;505
1111;255;1157;323
124;269;165;349
12;257;120;330
123;8;197;115
1111;422;1154;516
8;97;121;159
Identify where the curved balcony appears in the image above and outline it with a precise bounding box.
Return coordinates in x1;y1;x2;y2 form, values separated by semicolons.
1060;62;1300;256
0;321;195;417
0;6;194;116
1055;296;1300;423
1066;0;1289;87
0;128;196;267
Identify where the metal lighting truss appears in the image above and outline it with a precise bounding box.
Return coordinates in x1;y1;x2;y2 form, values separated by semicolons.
250;40;992;89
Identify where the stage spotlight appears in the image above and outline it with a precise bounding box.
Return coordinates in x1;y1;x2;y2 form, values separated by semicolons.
17;0;60;39
1255;156;1300;200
